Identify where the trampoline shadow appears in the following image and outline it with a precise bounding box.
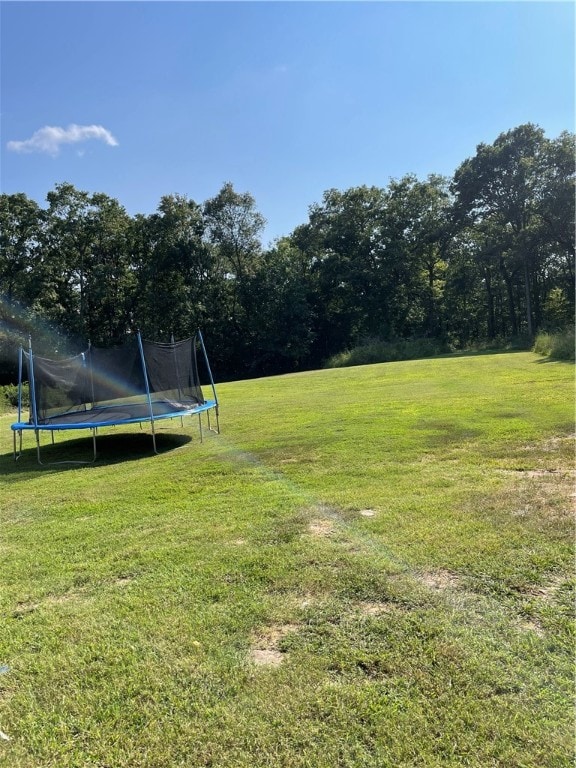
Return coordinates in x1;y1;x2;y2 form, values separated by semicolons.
1;430;194;476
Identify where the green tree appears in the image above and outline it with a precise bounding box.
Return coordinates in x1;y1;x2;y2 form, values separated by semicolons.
83;193;135;345
0;193;42;305
39;184;134;345
0;193;45;378
451;124;571;339
291;179;452;363
40;183;95;337
381;174;452;339
203;183;266;376
292;185;389;360
132;194;210;341
244;237;314;375
536;131;575;317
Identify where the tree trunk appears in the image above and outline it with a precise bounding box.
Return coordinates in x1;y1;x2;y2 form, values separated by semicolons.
499;257;518;336
522;254;534;337
482;268;495;340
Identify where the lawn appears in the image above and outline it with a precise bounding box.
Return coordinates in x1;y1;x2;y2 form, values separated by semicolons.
0;351;574;767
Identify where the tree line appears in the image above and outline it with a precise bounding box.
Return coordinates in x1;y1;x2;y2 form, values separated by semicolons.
1;123;574;383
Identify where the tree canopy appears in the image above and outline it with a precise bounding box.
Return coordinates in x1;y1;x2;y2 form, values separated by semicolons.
1;124;574;382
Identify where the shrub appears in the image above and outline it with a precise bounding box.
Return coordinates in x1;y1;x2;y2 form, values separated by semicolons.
0;383;29;412
325;338;447;368
533;327;575;361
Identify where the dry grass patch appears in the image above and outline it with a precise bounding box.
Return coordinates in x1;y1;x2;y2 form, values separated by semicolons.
515;574;567;600
495;467;574;526
356;600;400;616
307;518;336;537
519;617;545;637
113;575;135;587
248;623;300;667
249;649;284;667
358;509;377;517
12;589;87;617
418;569;461;591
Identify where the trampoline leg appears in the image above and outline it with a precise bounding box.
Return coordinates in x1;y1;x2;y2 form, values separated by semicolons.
13;429;23;461
206;407;220;434
198;412;203;443
9;425;97;466
151;422;159;454
35;430;42;465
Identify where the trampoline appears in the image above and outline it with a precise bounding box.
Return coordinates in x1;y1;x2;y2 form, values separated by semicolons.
11;330;219;464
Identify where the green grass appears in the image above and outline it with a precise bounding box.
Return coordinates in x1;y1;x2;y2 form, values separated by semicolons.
1;351;574;767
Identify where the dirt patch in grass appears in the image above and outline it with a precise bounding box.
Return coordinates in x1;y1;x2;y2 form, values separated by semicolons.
308;519;336;537
511;469;575;478
295;593;321;610
519;617;545;637
418;569;461;591
496;469;575;525
515;574;567;601
356;600;399;616
12;589;86;617
250;649;284;666
249;623;300;667
113;575;135;587
358;509;377;517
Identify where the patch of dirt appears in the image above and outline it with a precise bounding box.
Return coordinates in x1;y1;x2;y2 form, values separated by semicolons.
516;574;567;601
113;575;135;587
418;569;461;591
254;623;299;646
541;435;575;452
358;509;377;517
520;435;575;453
500;468;575;480
249;623;300;667
249;649;284;666
498;468;575;520
12;602;40;618
357;600;398;616
308;519;335;537
519;618;545;637
12;590;86;617
295;593;319;609
524;469;575;478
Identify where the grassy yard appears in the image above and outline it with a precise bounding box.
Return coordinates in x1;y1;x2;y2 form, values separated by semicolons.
0;351;574;767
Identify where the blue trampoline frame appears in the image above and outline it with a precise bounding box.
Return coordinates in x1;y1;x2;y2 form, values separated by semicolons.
11;331;220;465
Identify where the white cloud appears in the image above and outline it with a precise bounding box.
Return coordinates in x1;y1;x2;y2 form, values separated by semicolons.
7;124;119;156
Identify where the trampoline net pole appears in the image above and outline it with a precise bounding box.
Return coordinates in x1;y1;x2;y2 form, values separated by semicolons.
171;333;184;403
28;337;39;428
88;340;96;410
17;345;23;424
137;331;158;453
198;330;217;402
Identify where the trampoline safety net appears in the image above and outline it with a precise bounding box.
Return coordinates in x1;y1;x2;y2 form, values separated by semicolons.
26;335;206;426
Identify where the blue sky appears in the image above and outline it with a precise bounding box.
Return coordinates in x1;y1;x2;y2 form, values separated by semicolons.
1;1;574;245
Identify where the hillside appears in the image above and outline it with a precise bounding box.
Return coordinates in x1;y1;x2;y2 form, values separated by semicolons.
1;351;574;767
